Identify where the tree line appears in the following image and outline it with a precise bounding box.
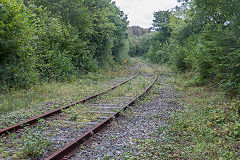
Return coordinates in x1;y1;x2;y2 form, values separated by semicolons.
127;26;153;57
0;0;129;89
128;26;151;37
140;0;239;96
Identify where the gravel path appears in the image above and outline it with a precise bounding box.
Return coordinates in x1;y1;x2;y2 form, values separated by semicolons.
71;74;180;159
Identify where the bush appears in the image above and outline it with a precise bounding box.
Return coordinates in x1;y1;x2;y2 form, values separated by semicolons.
0;0;98;89
0;0;39;88
141;0;240;96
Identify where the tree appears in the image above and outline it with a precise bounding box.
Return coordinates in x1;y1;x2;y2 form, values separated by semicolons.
152;10;171;42
0;0;130;89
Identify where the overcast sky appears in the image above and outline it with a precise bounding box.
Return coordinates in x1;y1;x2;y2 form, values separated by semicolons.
114;0;179;28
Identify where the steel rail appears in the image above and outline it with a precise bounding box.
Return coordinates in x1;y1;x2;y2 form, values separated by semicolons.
0;72;139;136
45;75;158;160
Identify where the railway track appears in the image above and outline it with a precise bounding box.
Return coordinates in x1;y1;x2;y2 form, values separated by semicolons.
0;72;139;136
1;66;157;160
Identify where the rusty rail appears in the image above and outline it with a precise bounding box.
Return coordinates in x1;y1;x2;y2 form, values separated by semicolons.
0;73;139;136
45;75;158;160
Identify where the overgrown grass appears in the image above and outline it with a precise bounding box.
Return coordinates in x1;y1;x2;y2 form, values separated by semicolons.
116;65;240;159
0;64;135;128
162;72;240;159
0;119;52;159
0;60;153;159
131;57;155;75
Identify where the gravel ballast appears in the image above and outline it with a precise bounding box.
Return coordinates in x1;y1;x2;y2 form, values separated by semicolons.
0;72;142;159
71;74;180;160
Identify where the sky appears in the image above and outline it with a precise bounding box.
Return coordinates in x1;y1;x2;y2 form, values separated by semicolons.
114;0;179;28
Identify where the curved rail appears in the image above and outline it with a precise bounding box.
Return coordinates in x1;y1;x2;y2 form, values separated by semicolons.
45;75;158;160
0;72;139;136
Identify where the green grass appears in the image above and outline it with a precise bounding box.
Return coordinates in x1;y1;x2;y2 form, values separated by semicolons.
114;65;240;159
163;73;240;159
1;119;52;159
0;64;135;129
0;60;154;159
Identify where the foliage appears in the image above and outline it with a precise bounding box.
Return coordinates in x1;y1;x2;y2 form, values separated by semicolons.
114;67;240;159
30;0;129;66
140;0;240;96
128;26;151;37
129;33;154;57
161;73;240;159
0;0;39;88
152;10;171;38
19;124;52;158
0;63;133;117
143;10;172;64
0;0;129;90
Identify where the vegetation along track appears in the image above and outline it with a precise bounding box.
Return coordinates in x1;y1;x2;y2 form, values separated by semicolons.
45;74;157;160
0;67;157;159
0;72;139;136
